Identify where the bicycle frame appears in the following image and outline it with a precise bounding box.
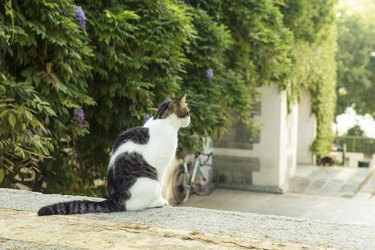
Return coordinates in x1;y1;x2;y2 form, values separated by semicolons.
182;153;211;193
172;152;214;204
191;158;204;183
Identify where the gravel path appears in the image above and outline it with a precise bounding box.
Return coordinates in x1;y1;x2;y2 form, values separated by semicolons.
0;188;374;249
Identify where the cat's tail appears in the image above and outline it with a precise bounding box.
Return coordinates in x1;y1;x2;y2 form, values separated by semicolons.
37;198;119;216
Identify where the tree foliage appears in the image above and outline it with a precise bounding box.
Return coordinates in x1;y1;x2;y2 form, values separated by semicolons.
346;125;366;137
336;0;375;117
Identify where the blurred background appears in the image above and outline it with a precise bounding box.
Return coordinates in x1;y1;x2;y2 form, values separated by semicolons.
1;0;374;223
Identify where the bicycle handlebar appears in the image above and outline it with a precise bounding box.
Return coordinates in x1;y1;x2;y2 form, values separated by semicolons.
195;152;213;157
195;152;213;165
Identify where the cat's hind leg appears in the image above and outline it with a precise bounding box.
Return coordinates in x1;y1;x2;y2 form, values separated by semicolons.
147;180;169;208
125;177;166;211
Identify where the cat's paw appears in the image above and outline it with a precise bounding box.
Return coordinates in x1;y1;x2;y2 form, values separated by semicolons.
148;197;169;208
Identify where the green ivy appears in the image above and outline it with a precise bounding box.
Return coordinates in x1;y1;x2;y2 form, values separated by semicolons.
282;0;337;159
190;0;337;160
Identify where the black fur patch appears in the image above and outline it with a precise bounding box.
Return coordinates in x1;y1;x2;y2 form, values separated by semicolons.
112;127;150;152
107;152;158;208
154;97;189;120
38;152;157;216
154;99;173;119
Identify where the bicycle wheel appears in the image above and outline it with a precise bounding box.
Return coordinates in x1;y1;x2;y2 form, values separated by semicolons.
172;169;190;204
194;165;217;196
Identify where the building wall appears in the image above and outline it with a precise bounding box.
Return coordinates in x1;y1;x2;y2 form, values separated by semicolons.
213;85;299;193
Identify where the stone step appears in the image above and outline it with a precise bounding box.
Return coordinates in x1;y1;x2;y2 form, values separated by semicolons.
288;166;374;199
353;171;375;200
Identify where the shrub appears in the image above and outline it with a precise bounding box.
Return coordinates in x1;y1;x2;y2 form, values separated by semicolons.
177;7;255;154
0;0;94;191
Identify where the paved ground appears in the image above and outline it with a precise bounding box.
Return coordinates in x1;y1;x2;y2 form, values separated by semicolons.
183;188;375;225
1;188;375;249
183;166;375;225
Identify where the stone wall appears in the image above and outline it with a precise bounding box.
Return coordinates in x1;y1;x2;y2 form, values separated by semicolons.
0;188;373;250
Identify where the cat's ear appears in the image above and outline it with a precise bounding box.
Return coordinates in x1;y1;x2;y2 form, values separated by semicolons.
175;94;186;106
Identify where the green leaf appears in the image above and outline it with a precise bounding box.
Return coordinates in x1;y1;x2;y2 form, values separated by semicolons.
45;106;57;116
0;169;4;183
8;113;16;128
62;63;73;75
24;110;33;121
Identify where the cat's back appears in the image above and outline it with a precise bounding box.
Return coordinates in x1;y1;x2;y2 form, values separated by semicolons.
143;118;178;157
143;118;178;170
109;126;150;168
109;121;177;168
144;118;177;139
112;127;150;152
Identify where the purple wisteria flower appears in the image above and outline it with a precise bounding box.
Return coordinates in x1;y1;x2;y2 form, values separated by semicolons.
74;107;85;124
144;114;151;124
207;68;213;80
74;6;86;31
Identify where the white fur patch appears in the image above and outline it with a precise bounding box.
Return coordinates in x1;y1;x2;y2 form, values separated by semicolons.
125;177;165;210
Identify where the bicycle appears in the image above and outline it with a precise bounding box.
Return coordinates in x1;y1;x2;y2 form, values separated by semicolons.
172;152;217;204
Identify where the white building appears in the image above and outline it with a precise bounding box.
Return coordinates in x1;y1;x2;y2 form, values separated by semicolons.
213;85;317;193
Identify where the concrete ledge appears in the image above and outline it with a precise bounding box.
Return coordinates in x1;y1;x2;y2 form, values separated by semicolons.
217;183;285;194
0;188;373;249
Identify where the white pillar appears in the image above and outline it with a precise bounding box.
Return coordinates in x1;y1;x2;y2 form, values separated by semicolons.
297;88;317;165
251;85;298;190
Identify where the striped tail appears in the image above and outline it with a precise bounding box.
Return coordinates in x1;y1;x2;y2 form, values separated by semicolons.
37;199;119;216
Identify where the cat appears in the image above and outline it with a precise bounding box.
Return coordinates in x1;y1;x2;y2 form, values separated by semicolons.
319;156;334;167
38;95;190;216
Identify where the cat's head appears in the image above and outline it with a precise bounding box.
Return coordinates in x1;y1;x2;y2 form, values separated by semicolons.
154;94;190;128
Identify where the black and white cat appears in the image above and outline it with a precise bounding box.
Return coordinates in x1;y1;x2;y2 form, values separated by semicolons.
38;95;190;216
